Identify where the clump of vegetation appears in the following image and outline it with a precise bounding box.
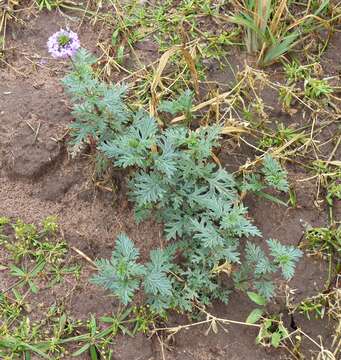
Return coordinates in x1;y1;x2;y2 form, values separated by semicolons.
64;48;302;314
0;217;160;359
304;225;341;287
304;78;333;99
230;0;331;65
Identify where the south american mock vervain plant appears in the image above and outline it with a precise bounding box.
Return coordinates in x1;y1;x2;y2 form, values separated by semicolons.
47;29;80;59
61;46;302;314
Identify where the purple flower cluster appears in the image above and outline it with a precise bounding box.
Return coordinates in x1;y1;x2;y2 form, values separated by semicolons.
47;29;80;59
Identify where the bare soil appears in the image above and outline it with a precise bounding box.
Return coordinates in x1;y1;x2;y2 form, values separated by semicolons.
0;7;339;360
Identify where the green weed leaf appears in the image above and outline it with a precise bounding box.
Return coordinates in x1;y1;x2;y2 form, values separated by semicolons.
246;308;263;324
271;332;282;347
247;292;267;306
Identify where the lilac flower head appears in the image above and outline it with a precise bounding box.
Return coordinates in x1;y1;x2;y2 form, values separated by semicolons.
47;29;80;59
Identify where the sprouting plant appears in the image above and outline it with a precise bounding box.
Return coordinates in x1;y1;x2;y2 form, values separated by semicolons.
0;216;10;226
258;123;302;150
91;234;146;305
109;4;149;64
0;213;79;360
71;315;111;358
262;154;289;192
42;216;59;235
35;0;59;11
10;261;46;294
284;61;309;84
311;159;330;176
159;90;194;124
62;49;130;156
245;291;289;347
234;239;302;299
256;316;289;348
4;218;67;263
304;78;333;99
298;297;326;320
304;224;340;288
327;180;341;222
305;226;340;261
296;287;339;326
326;181;341;208
131;306;159;334
92;234;174;313
278;85;296;110
0;218;89;358
7;220;37;261
13;220;37;243
241;155;289;206
245;291;267;324
0;217;9;244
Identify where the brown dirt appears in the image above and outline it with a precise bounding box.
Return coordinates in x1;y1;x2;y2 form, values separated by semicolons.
0;7;339;360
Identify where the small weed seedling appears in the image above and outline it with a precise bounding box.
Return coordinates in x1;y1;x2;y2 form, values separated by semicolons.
284;61;310;84
9;261;46;294
298;296;326;320
304;225;341;285
159;89;194;125
35;0;58;11
304;78;333;99
258;123;304;151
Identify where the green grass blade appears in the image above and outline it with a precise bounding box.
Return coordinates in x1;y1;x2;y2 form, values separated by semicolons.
90;345;99;360
313;0;330;16
255;191;288;207
262;31;299;65
230;14;266;41
0;336;50;359
72;343;90;357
